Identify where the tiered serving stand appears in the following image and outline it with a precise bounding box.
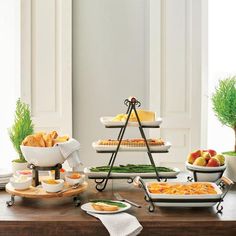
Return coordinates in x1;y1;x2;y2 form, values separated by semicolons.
89;97;175;191
6;163;87;207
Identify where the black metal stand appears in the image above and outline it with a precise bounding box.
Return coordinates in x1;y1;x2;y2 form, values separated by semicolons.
91;175;176;184
135;176;233;213
93;97;171;191
28;163;62;187
73;196;81;207
186;166;225;182
6;195;15;207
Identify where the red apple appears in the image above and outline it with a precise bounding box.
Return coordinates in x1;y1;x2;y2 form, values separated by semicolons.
187;150;201;164
206;157;220;167
203;149;217;157
192;150;202;158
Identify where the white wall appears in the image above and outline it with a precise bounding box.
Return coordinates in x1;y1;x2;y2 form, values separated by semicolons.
72;0;149;168
208;0;236;152
72;0;206;170
0;0;20;169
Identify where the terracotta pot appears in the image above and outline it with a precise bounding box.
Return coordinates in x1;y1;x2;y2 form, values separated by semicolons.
224;154;236;182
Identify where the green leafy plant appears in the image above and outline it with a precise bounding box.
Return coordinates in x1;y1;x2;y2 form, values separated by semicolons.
212;76;236;153
8;99;34;162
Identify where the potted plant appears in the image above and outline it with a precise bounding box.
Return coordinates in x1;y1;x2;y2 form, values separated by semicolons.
8;99;34;173
212;76;236;181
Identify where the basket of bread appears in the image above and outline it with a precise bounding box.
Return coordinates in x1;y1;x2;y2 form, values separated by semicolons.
20;131;70;167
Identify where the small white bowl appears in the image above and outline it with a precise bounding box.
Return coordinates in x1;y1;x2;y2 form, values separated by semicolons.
10;176;32;190
16;170;32;177
65;172;84;186
185;162;227;182
42;179;64;193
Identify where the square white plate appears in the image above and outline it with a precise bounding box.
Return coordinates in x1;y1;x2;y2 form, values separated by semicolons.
92;141;171;152
100;116;162;127
84;167;180;178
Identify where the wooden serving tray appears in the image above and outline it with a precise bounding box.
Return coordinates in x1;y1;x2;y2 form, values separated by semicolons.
5;182;88;199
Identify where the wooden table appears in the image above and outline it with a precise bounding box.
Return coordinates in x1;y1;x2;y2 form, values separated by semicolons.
0;177;236;236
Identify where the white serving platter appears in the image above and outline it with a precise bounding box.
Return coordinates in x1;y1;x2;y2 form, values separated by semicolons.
145;181;222;207
92;141;171;152
84;167;180;178
100;116;162;127
81;201;131;214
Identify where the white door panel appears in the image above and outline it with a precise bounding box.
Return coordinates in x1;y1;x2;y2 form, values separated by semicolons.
20;0;72;136
149;0;206;170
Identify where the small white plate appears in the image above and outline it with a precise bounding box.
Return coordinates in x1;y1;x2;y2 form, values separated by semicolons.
100;116;162;127
81;201;131;214
0;169;12;178
0;177;11;183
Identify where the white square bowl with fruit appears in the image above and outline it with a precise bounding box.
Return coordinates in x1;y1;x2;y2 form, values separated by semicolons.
185;149;226;182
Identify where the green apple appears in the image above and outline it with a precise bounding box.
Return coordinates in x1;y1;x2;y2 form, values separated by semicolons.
214;154;225;166
193;157;207;166
201;152;211;162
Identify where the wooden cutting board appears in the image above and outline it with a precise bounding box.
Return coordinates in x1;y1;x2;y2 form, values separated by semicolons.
5;182;88;199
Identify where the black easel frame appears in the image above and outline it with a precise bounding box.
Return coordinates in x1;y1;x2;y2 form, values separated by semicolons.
93;97;173;191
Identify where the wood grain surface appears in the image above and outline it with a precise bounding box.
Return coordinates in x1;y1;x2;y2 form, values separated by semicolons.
5;182;88;199
0;176;236;236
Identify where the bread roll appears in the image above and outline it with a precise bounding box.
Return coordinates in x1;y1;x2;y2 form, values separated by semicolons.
91;202;119;211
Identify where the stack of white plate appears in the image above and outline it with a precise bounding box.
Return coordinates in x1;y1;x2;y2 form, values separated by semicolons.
0;168;13;189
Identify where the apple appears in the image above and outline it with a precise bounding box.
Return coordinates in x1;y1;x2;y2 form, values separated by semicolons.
214;154;225;166
193;157;207;166
203;149;217;157
206;157;220;167
201;152;211;162
187;150;201;164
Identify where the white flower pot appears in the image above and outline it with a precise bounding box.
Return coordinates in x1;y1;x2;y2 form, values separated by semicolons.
11;161;29;174
224;154;236;182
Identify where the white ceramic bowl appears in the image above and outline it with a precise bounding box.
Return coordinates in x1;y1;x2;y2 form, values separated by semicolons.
42;179;64;193
16;169;32;177
10;176;32;190
185;162;226;182
65;172;84;186
20;145;65;167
